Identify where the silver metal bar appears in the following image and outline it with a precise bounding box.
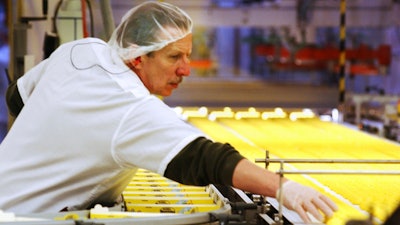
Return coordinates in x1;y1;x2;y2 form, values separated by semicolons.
99;0;115;40
257;152;400;224
255;158;400;164
277;170;400;175
277;162;284;225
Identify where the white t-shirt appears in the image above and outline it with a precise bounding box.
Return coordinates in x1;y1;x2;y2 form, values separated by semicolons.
0;38;204;213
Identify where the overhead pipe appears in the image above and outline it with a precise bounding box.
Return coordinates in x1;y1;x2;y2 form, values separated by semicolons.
81;0;88;38
99;0;114;40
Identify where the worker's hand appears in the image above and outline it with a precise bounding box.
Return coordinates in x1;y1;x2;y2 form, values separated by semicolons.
277;180;338;223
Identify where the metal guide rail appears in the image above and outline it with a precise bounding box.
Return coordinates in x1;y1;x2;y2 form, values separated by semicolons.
0;169;268;225
254;151;400;225
4;160;398;225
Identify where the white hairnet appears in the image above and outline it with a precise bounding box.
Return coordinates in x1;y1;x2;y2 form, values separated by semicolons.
108;1;193;60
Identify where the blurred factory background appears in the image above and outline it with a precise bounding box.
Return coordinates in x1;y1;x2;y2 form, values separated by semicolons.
0;1;400;224
2;0;400;142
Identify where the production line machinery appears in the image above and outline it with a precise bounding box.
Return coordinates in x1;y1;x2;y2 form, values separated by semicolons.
0;169;302;225
1;161;399;225
344;93;400;142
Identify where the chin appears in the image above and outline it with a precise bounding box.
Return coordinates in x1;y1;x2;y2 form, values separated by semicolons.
157;91;172;97
163;92;172;97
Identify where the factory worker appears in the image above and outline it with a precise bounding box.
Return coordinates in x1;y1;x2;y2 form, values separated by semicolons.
0;1;337;223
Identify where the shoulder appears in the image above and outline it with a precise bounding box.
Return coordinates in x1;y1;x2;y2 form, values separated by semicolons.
68;37;106;46
54;38;107;55
67;38;129;73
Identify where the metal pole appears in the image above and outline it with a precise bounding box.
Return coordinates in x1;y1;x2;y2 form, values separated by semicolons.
99;0;115;40
277;170;400;175
255;158;400;164
264;150;270;169
277;161;284;225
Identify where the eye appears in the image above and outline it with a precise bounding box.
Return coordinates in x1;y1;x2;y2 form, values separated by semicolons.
170;54;180;59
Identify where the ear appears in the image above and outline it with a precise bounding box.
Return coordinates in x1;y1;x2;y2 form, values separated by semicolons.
126;56;143;71
133;56;142;67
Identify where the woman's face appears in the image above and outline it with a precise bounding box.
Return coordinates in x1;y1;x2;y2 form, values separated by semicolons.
133;34;192;97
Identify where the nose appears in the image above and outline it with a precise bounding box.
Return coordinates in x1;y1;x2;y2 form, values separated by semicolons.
176;57;191;77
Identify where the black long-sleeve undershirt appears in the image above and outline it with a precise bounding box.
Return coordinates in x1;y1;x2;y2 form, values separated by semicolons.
164;137;244;186
6;79;23;117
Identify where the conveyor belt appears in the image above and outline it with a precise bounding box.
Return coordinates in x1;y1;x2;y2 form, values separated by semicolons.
187;110;400;224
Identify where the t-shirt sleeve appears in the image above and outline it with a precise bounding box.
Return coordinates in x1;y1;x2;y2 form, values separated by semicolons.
164;137;245;186
112;97;205;174
6;59;50;117
14;58;51;104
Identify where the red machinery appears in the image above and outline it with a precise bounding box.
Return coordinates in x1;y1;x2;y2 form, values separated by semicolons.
255;44;391;75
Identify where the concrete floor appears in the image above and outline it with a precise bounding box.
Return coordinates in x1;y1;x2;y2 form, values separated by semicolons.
164;77;340;109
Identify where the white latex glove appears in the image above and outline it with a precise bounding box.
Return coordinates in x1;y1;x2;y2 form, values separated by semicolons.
277;180;338;223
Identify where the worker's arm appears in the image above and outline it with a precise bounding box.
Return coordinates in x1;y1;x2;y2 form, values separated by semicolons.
165;137;281;195
6;58;51;117
231;158;283;197
165;137;338;223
